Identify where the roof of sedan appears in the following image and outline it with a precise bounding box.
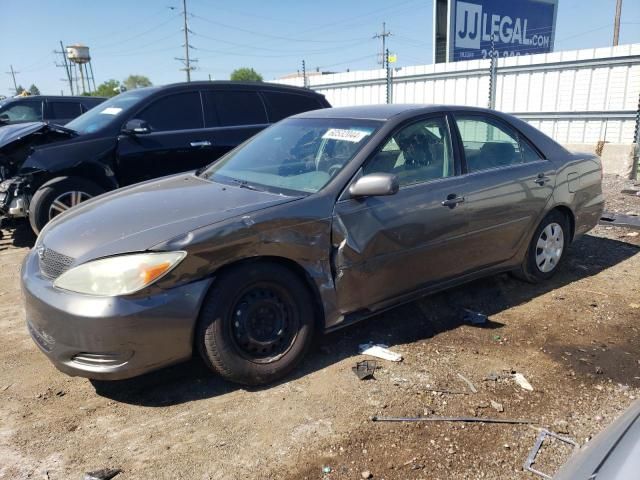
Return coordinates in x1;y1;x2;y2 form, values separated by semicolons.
293;104;493;121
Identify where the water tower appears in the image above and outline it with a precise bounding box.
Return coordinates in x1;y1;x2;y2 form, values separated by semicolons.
65;44;96;94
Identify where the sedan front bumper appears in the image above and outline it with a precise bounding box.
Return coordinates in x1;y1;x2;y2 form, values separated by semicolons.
21;250;212;380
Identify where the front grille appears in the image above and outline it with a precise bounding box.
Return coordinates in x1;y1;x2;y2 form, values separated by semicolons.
38;247;74;279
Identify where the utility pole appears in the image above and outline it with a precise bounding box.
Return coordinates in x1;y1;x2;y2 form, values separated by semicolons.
373;22;392;68
6;65;19;94
183;0;191;81
55;41;74;95
613;0;623;46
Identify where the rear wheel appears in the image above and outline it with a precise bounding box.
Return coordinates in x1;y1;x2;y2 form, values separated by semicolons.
29;176;104;234
515;210;569;283
196;262;316;385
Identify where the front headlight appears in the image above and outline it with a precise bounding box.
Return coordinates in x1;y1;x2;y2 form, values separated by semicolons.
53;251;186;296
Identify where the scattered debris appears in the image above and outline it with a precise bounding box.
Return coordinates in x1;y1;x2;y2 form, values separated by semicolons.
484;372;501;381
462;309;488;325
426;388;469;395
513;373;534;391
371;416;535;425
599;212;640;230
523;429;578;479
621;188;640;196
83;469;122;480
1;384;12;391
358;344;402;362
361;470;372;479
626;231;639;237
630;303;640;309
490;400;504;413
595;366;604;375
322;466;332;474
352;360;377;380
457;373;478;393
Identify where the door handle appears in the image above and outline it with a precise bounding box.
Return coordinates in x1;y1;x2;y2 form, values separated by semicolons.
534;173;550;185
190;140;212;147
441;194;465;208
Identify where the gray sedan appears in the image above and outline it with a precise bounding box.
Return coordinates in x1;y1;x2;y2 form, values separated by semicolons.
21;105;604;385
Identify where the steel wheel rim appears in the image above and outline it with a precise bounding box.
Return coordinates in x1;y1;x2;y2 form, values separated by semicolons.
48;191;92;220
229;283;299;364
535;222;564;273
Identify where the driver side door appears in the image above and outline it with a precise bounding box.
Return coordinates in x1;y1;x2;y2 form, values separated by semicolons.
331;115;470;314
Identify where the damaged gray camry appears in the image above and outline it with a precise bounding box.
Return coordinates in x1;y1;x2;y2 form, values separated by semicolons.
22;105;604;385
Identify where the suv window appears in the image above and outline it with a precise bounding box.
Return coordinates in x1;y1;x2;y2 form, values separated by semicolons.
0;101;42;123
48;101;82;120
455;115;527;172
137;92;203;131
205;91;267;127
363;116;454;186
262;91;322;122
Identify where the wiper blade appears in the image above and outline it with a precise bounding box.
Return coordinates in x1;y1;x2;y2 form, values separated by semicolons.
46;122;78;136
230;178;262;191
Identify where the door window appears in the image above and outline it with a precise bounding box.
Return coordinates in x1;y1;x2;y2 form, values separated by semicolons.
49;101;82;119
0;101;42;122
363;116;454;186
205;91;267;127
137;92;203;131
262;91;322;122
455;116;529;172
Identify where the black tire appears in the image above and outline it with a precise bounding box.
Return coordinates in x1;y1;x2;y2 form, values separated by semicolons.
196;262;316;386
28;176;104;234
515;210;569;283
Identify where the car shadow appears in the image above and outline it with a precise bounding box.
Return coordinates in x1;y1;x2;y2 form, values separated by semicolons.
0;218;36;250
90;233;640;406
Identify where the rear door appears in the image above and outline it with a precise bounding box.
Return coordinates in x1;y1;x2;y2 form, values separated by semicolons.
45;100;83;124
115;91;207;185
332;115;471;313
451;113;555;270
199;89;269;163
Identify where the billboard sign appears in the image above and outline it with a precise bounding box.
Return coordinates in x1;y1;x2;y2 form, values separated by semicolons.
448;0;558;62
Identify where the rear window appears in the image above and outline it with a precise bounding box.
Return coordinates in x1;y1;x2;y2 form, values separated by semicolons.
204;91;267;127
49;101;82;120
137;92;203;131
262;91;323;122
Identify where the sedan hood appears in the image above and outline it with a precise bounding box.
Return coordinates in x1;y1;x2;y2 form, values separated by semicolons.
39;173;300;264
0;121;75;149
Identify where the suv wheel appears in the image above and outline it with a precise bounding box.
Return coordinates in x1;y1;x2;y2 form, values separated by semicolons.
197;262;316;386
29;176;104;234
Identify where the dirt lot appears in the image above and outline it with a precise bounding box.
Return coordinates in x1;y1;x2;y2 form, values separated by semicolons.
1;175;639;480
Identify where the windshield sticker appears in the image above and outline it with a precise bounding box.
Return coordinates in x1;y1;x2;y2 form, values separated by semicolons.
322;128;371;143
99;107;123;115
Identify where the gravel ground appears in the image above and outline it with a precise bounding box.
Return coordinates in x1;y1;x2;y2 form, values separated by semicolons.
0;174;639;480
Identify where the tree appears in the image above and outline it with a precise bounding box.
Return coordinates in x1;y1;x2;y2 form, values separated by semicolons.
230;68;263;82
28;84;41;96
15;84;26;95
123;74;152;90
93;79;122;98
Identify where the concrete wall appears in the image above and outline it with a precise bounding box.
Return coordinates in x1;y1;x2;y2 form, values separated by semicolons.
565;143;638;177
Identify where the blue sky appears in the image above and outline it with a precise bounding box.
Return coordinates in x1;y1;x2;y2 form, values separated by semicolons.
1;0;639;96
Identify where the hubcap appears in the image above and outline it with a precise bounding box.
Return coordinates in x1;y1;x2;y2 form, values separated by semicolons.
48;191;92;220
230;285;298;363
535;222;564;273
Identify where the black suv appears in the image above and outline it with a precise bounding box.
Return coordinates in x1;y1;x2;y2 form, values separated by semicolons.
0;96;105;126
0;82;330;232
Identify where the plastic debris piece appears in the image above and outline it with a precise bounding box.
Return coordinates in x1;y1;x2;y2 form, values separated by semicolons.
463;309;488;325
358;343;402;362
490;400;504;412
83;469;122;480
457;373;478;393
513;373;534;391
523;429;578;479
322;466;332;474
352;360;377;380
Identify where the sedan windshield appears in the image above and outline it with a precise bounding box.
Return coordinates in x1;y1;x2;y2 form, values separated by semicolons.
200;118;381;195
65;88;155;135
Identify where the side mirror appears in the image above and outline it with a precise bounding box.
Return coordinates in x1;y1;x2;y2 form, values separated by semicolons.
0;114;9;125
122;119;151;135
349;173;399;198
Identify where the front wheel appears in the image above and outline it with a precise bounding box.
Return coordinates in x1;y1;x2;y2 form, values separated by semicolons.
515;210;569;283
28;176;104;234
196;262;316;385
